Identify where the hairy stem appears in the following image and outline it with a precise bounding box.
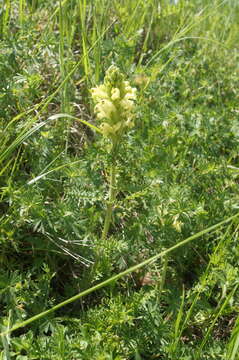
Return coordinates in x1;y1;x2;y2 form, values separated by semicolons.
102;148;117;240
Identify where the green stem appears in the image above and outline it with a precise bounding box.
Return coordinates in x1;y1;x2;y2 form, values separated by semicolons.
2;212;238;338
158;254;169;302
89;143;118;281
102;147;117;240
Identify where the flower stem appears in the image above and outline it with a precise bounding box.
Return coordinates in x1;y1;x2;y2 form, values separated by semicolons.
102;167;116;240
101;144;118;240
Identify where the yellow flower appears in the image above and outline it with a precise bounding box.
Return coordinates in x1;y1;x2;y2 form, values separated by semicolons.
91;66;137;142
91;84;109;101
111;88;120;100
99;123;115;137
94;99;117;120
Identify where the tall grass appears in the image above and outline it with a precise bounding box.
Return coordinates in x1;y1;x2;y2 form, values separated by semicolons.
1;212;238;338
0;0;238;358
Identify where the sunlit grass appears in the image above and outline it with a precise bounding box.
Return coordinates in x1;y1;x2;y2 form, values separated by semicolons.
0;0;239;358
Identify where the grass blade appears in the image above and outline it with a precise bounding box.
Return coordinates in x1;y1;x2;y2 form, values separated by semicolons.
1;212;238;338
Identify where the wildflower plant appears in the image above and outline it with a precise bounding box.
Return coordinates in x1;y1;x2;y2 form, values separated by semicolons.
91;66;137;240
91;65;137;145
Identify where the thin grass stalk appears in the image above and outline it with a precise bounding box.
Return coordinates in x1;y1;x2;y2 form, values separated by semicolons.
119;0;145;38
31;0;38;13
59;0;72;153
196;283;239;359
79;0;90;78
158;253;169;300
168;287;186;356
92;0;110;83
168;221;239;355
226;314;239;360
0;121;46;166
2;0;11;37
137;0;158;66
144;0;229;70
174;287;185;342
19;0;26;28
0;310;12;360
0;158;13;178
1;212;238;338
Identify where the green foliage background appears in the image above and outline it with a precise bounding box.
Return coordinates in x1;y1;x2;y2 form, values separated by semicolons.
0;0;239;359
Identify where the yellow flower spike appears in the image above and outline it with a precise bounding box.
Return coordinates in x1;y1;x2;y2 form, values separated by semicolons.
111;88;120;101
90;66;137;242
100;123;115;137
125;87;137;100
91;65;137;143
91;84;108;101
95;99;117;120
